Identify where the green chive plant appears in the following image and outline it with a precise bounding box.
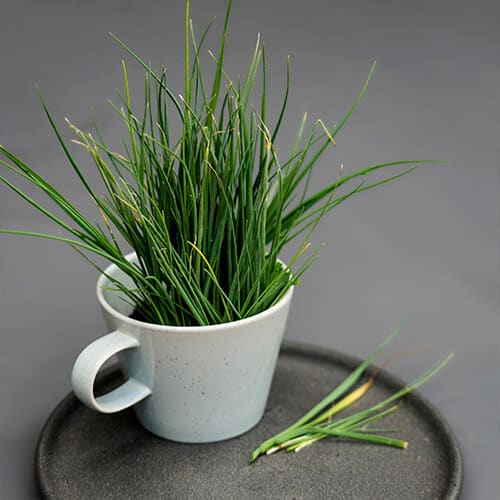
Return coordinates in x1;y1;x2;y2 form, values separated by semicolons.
250;329;453;462
0;0;440;326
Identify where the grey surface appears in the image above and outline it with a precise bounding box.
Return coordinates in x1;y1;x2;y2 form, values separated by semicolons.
36;344;462;500
0;0;498;498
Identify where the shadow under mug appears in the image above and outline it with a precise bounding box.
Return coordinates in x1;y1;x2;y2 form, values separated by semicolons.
71;252;294;443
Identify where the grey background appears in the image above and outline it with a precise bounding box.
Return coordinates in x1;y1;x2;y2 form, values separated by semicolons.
0;0;498;498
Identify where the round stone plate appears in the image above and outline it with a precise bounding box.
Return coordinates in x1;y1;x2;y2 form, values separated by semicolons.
36;342;462;499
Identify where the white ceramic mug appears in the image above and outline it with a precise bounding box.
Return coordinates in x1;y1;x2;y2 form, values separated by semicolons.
71;252;294;443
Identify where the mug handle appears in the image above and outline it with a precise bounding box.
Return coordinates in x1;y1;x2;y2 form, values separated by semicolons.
71;331;152;413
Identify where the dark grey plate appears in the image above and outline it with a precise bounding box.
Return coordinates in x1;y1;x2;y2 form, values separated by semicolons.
36;342;462;500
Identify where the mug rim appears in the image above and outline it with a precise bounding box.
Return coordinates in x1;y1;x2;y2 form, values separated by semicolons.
96;252;294;333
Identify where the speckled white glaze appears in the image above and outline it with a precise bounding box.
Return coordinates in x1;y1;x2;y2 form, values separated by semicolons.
71;252;294;443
